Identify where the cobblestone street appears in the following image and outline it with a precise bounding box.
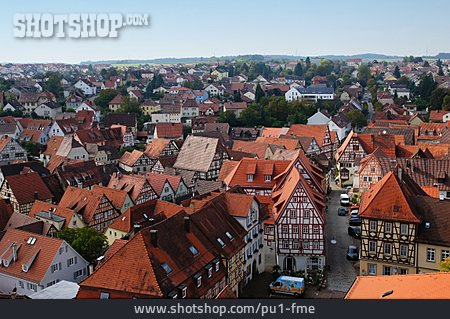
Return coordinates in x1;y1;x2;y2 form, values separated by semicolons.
325;180;359;292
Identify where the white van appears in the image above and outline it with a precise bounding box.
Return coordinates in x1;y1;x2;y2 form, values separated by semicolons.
340;194;350;206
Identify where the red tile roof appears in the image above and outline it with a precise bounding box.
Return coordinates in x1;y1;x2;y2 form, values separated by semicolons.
5;172;53;204
155;123;183;139
0;229;64;283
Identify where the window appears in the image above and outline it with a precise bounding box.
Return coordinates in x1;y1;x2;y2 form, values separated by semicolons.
313;242;320;250
427;248;436;262
292;240;299;249
189;245;199;256
264;175;271;182
399;268;408;275
19;281;24;288
51;264;59;273
303;225;309;234
400;244;408;258
313;225;319;233
292;225;298;233
100;292;110;299
400;224;408;235
282;240;289;249
290;210;296;218
225;231;233;240
303;210;310;218
441;250;450;261
303;242;310;250
384;222;392;233
368;264;377;275
369;241;376;253
384;243;392;255
181;286;187;298
383;266;392;276
282;225;288;233
369;220;377;231
247;174;253;182
67;257;76;267
73;269;84;279
196;275;202;288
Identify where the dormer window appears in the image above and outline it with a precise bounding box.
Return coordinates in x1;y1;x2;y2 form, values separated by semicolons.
194;274;202;287
178;284;187;298
247;174;254;182
264;175;271;182
161;262;173;274
214;258;220;272
225;231;233;241
206;264;213;278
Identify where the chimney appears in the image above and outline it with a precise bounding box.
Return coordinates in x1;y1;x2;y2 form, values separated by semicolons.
150;229;158;247
12;242;17;262
397;166;402;182
184;216;190;233
48;208;52;219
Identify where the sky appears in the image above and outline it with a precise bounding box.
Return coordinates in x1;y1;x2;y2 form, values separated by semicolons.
1;0;449;64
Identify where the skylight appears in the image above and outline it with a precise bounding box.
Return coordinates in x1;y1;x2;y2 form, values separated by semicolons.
161;262;173;274
189;245;199;256
217;238;225;247
225;231;234;240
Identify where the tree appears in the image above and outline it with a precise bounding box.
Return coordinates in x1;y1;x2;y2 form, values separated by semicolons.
58;227;107;263
305;57;311;70
347;109;367;128
233;90;242;102
184;79;203;90
393;66;401;79
373;101;383;112
430;88;449;110
21;141;43;157
94;89;118;112
0;78;11;91
43;72;63;98
255;84;265;103
119;96;142;114
144;74;164;98
218;110;239;127
443;95;450;111
293;62;303;77
357;64;370;86
66;107;75;113
417;74;436;100
439;258;450;272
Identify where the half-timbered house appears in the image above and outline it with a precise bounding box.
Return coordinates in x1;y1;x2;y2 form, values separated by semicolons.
118;150;155;173
107;173;158;205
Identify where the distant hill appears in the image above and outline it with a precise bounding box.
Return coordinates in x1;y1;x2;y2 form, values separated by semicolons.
81;52;450;65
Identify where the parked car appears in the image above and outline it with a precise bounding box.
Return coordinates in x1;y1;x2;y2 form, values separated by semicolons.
346;245;359;261
338;207;348;216
340;194;350;206
349;210;359;219
348;226;361;239
269;275;305;297
349;217;361;226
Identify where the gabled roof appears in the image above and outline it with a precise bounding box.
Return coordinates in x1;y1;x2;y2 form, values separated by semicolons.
0;229;64;283
232;140;269;159
174;135;220;173
255;136;299;150
144;139;172;158
4;172;53;204
155;123;183;139
109;199;183;233
108;173;156;202
29;200;75;228
119;150;149;167
223;158;290;189
285;124;329;147
359;171;425;223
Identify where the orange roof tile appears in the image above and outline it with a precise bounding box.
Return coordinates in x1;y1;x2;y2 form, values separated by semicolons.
345;273;450;299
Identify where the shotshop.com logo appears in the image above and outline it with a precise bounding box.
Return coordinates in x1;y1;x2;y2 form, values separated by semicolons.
13;13;149;38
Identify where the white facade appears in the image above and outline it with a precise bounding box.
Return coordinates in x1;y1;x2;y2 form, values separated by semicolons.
74;80;97;96
0;241;88;297
151;112;181;124
34;103;62;120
